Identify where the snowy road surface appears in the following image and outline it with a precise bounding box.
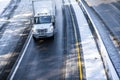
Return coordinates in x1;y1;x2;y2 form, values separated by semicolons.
0;0;32;79
0;0;119;79
84;0;120;78
8;0;108;80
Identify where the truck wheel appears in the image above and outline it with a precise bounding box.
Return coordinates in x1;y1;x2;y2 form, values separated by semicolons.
33;36;37;41
51;35;54;39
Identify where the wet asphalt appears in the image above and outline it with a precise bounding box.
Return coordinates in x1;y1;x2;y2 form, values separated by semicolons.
3;0;119;79
10;0;65;80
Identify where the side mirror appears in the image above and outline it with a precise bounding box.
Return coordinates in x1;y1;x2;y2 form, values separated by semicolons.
30;18;34;24
30;18;34;28
51;16;55;23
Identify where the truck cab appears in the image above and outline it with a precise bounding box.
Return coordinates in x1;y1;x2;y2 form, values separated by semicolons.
32;14;54;39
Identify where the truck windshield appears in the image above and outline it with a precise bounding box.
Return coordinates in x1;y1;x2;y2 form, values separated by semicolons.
34;16;51;24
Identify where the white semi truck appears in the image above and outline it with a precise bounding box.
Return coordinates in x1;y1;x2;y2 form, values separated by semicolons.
32;0;55;39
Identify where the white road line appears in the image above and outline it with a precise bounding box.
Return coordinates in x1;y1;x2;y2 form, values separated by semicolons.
10;32;32;80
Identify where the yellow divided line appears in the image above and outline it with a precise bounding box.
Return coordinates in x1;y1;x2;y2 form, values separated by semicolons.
69;6;83;80
76;42;83;80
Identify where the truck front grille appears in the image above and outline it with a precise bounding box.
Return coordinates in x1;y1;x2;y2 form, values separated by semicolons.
37;29;47;33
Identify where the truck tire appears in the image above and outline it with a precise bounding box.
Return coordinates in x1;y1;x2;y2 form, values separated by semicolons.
33;36;38;41
51;35;54;39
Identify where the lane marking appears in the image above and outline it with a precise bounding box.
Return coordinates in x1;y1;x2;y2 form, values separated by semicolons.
69;5;83;80
10;31;32;80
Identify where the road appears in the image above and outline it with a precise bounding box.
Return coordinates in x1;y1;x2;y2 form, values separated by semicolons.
8;0;65;80
0;0;32;79
7;0;108;80
0;0;118;79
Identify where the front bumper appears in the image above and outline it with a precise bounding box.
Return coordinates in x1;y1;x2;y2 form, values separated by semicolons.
33;32;54;38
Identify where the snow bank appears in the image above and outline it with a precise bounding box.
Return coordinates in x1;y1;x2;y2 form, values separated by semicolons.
0;0;11;15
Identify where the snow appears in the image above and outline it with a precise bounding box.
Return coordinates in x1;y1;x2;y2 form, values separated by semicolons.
70;0;107;80
0;0;32;78
63;0;107;79
0;0;11;15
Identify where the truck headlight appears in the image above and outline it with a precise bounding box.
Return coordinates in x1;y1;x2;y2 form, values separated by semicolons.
49;26;53;32
32;29;37;33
